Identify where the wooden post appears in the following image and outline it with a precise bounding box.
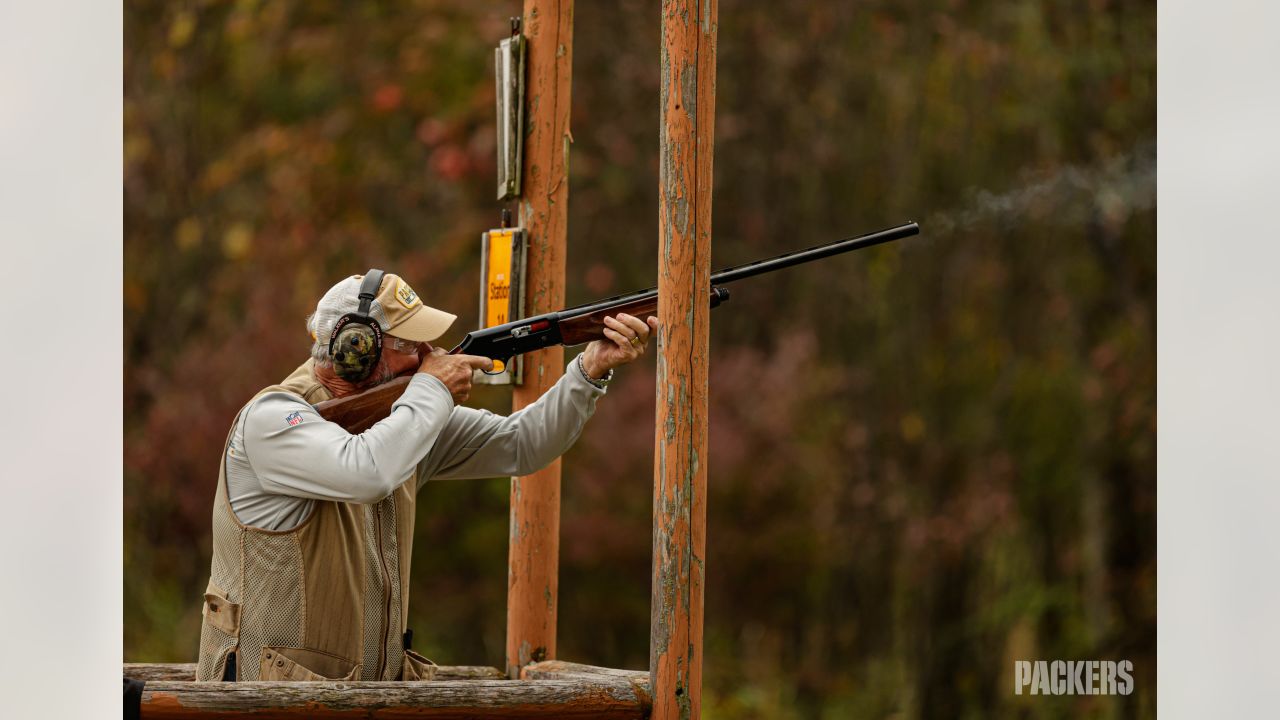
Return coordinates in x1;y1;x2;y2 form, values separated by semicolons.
651;1;717;719
507;0;574;680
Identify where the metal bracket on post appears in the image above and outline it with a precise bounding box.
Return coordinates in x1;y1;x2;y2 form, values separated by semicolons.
476;209;528;385
496;17;526;201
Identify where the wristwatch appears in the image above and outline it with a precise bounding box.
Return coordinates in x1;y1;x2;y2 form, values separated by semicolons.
577;353;614;389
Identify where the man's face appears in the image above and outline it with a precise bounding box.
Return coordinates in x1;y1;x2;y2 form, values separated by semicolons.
369;336;427;385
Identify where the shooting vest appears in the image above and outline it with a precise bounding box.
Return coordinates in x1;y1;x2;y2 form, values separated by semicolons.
195;361;436;682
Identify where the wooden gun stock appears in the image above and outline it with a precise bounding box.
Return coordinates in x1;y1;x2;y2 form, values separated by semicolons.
314;375;412;433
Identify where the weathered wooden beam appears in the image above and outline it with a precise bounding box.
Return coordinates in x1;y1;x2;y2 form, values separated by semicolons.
521;660;652;710
140;678;648;719
125;662;200;682
521;660;649;682
122;663;505;683
507;0;575;681
652;1;717;719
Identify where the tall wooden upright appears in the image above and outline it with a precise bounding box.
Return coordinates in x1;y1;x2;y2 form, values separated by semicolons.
651;1;717;718
507;0;574;680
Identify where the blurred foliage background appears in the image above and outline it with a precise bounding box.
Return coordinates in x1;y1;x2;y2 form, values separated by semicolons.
124;1;1155;717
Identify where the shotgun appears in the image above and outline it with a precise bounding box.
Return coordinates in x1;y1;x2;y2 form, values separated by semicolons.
315;221;919;431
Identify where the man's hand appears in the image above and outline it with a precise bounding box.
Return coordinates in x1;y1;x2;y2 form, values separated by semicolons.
580;313;659;379
418;347;493;404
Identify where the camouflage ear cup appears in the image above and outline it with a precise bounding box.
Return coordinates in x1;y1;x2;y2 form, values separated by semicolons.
331;323;381;382
326;269;386;382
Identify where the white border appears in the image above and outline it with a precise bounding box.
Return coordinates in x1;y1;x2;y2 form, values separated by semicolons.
1158;0;1280;715
4;0;1280;713
0;0;123;714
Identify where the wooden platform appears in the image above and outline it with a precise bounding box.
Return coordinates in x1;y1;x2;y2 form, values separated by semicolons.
125;661;652;718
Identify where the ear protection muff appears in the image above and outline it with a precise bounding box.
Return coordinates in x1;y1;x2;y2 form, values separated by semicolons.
327;269;385;382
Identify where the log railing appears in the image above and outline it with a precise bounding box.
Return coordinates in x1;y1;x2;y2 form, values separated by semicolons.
123;664;505;683
127;661;651;719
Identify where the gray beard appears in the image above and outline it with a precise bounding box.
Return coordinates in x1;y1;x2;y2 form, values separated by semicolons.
372;363;399;385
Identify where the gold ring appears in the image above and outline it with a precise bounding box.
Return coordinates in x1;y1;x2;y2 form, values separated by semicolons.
630;336;643;347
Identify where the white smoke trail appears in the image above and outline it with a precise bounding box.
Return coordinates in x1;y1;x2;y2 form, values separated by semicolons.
925;144;1156;236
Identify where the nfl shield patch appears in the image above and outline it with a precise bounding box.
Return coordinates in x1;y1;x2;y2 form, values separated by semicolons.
286;411;304;427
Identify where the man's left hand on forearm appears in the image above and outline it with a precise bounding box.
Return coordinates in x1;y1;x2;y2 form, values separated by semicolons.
581;313;659;379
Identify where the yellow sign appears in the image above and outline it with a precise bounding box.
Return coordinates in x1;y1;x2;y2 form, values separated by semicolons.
484;229;515;373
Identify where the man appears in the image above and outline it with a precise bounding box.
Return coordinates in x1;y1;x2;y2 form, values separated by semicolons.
195;271;656;682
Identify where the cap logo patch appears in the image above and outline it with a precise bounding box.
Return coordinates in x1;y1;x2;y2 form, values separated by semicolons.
395;279;420;309
286;411;304;427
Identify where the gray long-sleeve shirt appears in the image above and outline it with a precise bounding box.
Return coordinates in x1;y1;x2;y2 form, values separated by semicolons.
226;360;606;531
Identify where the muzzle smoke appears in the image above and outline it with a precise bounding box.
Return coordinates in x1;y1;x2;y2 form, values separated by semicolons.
925;143;1155;236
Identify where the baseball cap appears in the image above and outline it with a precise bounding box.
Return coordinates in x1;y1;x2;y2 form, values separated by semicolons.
311;272;457;344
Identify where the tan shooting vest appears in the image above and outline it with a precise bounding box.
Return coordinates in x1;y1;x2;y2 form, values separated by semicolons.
195;362;436;682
